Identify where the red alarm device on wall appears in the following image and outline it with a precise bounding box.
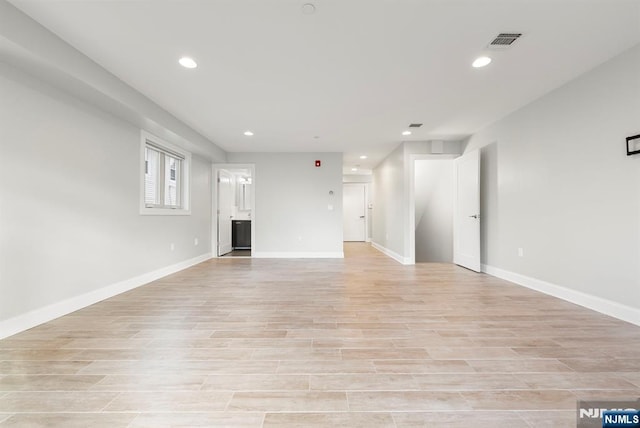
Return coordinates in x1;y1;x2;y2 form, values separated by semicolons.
315;160;321;167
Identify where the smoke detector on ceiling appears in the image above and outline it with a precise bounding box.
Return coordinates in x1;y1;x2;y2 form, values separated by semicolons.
302;3;316;14
487;33;523;50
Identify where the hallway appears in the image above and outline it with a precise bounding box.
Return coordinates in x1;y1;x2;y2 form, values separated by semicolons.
1;243;639;426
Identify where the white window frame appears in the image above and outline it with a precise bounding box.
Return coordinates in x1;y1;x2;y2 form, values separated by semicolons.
140;130;191;215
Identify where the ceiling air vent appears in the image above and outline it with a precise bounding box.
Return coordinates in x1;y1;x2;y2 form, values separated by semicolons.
409;123;423;128
488;33;522;50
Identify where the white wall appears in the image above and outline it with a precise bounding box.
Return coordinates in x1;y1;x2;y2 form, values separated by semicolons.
414;159;454;262
0;1;226;161
226;152;343;257
466;44;640;317
371;145;406;261
0;62;213;332
342;174;372;184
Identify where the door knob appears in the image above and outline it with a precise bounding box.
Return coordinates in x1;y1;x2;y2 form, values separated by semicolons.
469;214;480;219
359;216;365;218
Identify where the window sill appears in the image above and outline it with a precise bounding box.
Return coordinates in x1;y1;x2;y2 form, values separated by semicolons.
140;207;191;216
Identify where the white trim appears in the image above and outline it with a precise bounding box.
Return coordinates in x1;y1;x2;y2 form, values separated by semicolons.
137;208;192;216
140;130;192;216
482;264;640;327
0;253;212;340
371;241;412;265
253;252;344;259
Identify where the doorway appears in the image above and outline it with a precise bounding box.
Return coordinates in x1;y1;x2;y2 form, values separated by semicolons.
213;164;255;258
409;151;481;270
343;183;368;242
414;158;455;262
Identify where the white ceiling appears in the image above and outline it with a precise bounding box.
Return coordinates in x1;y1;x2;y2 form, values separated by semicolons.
9;0;640;172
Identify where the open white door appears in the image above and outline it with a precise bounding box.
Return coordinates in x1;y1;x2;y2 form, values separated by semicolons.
453;149;481;272
217;170;233;256
343;184;366;241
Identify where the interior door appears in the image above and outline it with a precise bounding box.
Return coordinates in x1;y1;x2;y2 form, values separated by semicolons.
217;169;233;256
343;183;366;241
453;149;481;272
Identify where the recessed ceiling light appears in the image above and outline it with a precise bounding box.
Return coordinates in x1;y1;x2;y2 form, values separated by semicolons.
360;155;368;159
244;131;254;136
351;168;358;172
402;131;412;136
472;56;492;68
178;57;198;69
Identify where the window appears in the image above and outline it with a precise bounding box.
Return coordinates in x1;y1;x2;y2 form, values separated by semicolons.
144;145;182;208
140;131;190;215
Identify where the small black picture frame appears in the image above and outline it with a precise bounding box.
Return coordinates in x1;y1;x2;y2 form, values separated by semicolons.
627;134;640;156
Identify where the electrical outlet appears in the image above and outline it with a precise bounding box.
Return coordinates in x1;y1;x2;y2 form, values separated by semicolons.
518;248;524;257
194;238;199;246
170;243;175;251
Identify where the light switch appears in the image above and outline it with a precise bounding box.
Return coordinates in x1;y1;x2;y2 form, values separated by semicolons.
328;204;334;211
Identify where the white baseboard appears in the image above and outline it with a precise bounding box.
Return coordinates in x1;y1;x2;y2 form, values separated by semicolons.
252;252;344;258
371;241;411;265
482;264;640;327
0;253;213;340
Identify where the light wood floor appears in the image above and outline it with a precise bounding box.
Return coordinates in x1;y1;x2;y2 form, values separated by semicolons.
1;243;639;427
222;249;252;258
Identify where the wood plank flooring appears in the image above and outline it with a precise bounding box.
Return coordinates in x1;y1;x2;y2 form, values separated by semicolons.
1;242;639;427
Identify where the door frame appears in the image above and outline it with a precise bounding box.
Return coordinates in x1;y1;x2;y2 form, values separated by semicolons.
212;163;255;258
408;154;458;265
343;182;369;242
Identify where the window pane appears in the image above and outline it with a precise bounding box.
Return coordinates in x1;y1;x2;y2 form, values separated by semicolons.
144;147;160;205
164;155;180;207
